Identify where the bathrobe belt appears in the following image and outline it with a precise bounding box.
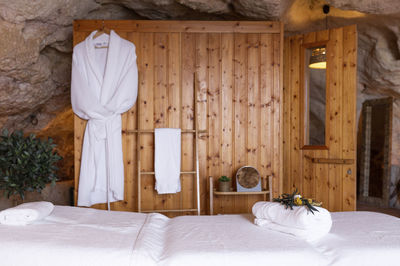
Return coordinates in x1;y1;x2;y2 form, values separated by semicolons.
88;114;121;196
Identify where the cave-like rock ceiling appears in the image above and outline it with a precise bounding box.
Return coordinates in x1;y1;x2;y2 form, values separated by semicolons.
0;0;399;179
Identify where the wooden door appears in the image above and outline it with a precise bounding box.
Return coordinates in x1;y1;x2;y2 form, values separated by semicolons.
283;25;357;211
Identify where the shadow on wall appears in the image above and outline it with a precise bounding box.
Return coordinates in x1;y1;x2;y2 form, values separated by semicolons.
0;180;74;211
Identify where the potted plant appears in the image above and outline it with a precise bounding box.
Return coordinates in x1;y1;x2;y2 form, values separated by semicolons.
218;175;231;192
0;130;62;204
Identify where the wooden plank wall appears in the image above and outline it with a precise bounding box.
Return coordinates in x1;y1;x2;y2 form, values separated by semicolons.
282;25;357;211
74;20;283;215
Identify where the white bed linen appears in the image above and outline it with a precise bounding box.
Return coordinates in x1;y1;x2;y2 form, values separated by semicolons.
311;211;400;266
158;212;400;266
0;206;164;266
158;214;329;266
1;206;399;266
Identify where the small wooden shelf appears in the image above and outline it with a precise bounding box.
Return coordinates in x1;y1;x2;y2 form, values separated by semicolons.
209;175;273;215
213;189;270;196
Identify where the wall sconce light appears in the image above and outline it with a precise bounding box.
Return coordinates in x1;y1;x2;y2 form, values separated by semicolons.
309;47;326;69
308;5;330;70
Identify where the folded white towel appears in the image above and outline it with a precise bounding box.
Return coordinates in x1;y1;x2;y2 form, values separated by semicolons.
154;128;181;194
0;201;54;226
254;218;330;242
252;201;332;241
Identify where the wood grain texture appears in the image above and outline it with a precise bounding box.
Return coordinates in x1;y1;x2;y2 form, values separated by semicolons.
195;33;209;213
73;20;283;215
282;36;291;194
282;26;357;211
232;33;248;213
221;33;234;212
139;32;155;212
74;20;281;33
342;25;357;211
181;33;195;214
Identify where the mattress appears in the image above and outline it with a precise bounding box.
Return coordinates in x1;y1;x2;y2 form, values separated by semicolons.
0;206;399;266
0;206;166;266
159;214;329;266
313;211;400;266
159;211;400;266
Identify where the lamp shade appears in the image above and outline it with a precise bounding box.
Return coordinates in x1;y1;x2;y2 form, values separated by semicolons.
309;47;326;69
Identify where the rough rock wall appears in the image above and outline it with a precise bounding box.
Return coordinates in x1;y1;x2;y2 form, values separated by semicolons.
0;0;399;186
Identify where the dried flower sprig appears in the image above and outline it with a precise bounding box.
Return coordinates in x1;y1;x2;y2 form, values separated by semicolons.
273;189;322;214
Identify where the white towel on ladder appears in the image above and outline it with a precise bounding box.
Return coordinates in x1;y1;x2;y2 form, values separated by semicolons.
154;128;181;194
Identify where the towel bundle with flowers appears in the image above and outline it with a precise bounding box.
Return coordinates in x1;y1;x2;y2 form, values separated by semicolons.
273;189;322;214
253;191;331;241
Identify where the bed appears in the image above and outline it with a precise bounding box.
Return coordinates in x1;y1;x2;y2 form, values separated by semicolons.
0;206;399;266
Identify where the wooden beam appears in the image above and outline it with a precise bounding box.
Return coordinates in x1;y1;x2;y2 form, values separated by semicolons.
74;20;282;34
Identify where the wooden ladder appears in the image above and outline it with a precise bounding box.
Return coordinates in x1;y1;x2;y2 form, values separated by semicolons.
135;73;204;215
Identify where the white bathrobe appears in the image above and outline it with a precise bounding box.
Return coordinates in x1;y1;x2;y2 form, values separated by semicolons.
71;30;138;207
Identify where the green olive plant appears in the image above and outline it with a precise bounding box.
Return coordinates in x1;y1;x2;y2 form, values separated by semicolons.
0;129;62;200
218;176;231;182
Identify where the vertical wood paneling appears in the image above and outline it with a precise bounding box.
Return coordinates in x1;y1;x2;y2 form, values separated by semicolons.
247;33;261;210
233;34;248;212
154;33;169;211
272;33;282;197
327;27;343;211
282;37;291;194
221;33;234;212
111;31;129;211
260;34;273;188
181;33;195;213
140;32;155;211
283;26;357;211
302;32;317;199
73;21;284;215
154;33;168;128
290;36;302;193
208;33;223;212
121;32;140;211
342;25;357;211
168;32;182;210
314;148;329;206
195;33;209;214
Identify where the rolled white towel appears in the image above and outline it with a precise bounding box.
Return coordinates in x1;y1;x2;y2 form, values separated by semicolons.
254;218;330;242
252;201;332;241
0;201;54;226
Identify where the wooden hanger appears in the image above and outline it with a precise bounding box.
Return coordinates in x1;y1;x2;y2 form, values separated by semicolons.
93;20;110;48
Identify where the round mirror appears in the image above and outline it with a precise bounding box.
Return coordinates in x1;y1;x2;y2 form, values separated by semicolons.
236;166;260;189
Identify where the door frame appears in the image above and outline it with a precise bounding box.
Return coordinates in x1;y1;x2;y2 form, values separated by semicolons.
358;97;393;207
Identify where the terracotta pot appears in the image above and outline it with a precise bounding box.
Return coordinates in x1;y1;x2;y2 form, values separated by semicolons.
218;181;231;192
